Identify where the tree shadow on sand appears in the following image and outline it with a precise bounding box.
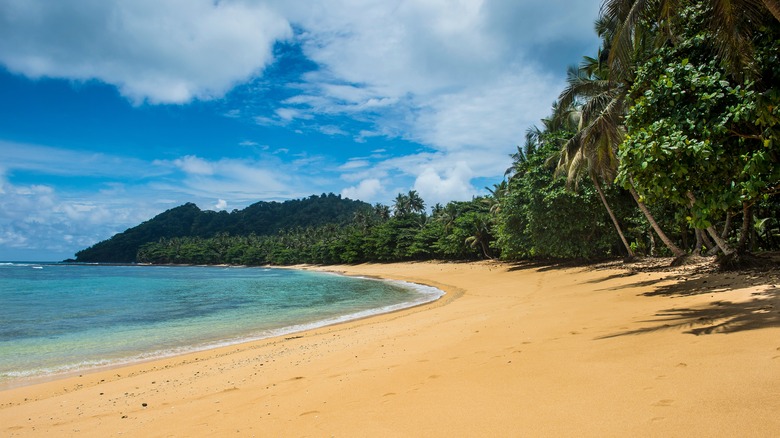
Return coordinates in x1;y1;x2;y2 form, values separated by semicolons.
505;256;780;337
599;285;779;338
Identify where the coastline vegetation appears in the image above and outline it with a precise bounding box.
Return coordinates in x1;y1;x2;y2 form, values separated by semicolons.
79;0;779;267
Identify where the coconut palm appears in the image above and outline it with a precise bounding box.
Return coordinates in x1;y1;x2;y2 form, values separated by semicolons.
465;215;494;259
484;181;508;215
373;203;391;221
506;126;545;180
407;190;426;215
556;55;687;258
554;107;635;258
393;190;425;218
393;193;411;217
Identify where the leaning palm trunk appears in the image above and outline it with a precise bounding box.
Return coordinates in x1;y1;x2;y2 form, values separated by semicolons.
706;226;735;255
592;175;634;258
764;0;780;23
686;192;735;256
737;203;752;253
704;230;721;256
628;184;686;257
694;228;705;254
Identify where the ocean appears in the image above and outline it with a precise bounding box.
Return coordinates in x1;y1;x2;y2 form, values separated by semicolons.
0;263;443;386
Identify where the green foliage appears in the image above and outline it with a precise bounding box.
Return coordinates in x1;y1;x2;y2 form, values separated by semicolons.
131;192;502;266
76;194;371;263
496;138;634;260
617;5;780;230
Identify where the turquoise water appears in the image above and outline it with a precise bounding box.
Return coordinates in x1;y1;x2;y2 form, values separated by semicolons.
0;263;442;384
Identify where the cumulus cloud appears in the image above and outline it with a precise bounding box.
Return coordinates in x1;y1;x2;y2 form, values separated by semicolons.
214;199;228;210
0;175;158;260
265;0;600;202
0;0;292;104
413;162;476;207
341;178;382;203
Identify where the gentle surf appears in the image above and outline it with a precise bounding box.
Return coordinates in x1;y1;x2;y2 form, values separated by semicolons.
0;263;443;385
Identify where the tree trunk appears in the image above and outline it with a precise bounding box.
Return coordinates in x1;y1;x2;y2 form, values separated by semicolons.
480;240;493;260
700;228;720;256
592;175;634;258
649;231;656;256
706;226;735;255
687;192;735;255
721;212;732;239
694;228;703;254
763;0;780;23
628;184;686;257
737;203;752;253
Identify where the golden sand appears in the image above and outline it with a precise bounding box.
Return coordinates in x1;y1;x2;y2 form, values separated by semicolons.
1;260;778;437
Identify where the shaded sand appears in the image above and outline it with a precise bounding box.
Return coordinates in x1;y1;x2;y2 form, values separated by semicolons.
1;260;778;437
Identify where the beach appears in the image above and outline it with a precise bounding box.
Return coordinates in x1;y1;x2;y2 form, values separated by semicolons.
1;260;778;437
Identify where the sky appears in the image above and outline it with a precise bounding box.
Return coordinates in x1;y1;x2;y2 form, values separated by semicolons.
0;0;601;261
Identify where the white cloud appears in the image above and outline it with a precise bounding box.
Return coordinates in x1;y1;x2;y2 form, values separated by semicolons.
0;0;292;104
154;155;297;201
0;176;159;260
413;162;476;207
318;125;348;136
214;199;228;210
173;156;215;175
338;159;370;171
263;0;600;201
341;178;382;202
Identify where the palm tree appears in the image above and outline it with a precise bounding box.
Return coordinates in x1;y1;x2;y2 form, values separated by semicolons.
506;126;544;180
373;203;391;221
434;203;458;233
407;190;426;215
554;108;635;258
556;53;686;257
484;181;508;215
465;215;494;259
393;193;410;217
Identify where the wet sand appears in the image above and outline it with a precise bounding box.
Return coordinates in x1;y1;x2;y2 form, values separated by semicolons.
1;260;778;436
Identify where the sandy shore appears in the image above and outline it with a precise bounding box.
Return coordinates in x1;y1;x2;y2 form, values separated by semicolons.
1;260;778;437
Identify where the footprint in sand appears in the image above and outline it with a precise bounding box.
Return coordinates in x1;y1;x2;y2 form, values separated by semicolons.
299;410;320;416
652;399;674;407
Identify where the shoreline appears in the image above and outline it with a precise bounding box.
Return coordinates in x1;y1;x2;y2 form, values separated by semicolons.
1;260;778;436
0;267;446;391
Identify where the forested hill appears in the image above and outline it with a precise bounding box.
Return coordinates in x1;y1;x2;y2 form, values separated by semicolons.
73;194;371;263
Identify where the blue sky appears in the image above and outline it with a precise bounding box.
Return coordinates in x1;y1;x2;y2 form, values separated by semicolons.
0;0;601;261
